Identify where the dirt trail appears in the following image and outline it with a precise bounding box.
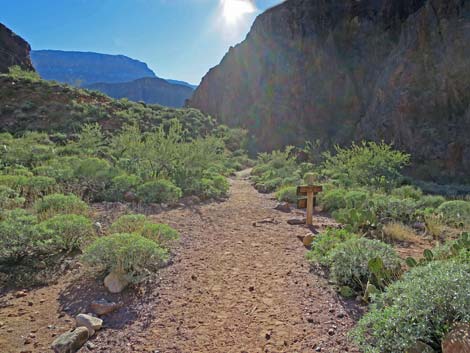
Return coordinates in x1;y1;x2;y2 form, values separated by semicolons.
91;175;360;353
0;175;361;353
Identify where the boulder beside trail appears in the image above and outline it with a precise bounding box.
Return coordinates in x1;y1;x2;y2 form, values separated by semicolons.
75;313;103;336
442;323;470;353
104;270;129;293
406;341;436;353
51;327;89;353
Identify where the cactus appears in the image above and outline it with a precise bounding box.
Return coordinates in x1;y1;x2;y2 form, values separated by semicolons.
405;257;417;268
423;249;434;261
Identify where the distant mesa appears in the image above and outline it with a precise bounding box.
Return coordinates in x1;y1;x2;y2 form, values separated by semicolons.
31;49;196;107
0;22;35;73
165;79;198;90
31;49;156;86
85;77;194;108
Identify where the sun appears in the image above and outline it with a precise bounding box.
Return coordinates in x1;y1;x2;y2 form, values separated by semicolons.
221;0;256;25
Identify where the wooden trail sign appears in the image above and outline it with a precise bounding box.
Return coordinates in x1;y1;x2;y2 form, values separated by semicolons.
297;185;323;225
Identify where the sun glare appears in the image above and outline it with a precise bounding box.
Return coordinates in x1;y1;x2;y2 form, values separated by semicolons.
221;0;256;25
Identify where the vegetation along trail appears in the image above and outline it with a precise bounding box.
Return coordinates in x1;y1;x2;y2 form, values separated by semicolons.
88;173;360;353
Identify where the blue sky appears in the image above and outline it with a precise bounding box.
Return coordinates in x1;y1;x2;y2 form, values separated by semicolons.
0;0;283;84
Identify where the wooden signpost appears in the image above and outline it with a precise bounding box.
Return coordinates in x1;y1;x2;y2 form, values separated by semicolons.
297;184;322;225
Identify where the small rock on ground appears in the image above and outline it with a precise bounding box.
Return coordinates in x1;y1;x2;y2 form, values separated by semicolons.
51;327;89;353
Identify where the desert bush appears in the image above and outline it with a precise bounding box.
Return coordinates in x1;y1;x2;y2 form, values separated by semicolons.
36;214;94;252
7;65;41;82
351;260;470;353
0;186;25;209
275;185;297;203
251;147;303;193
391;185;423;200
306;228;357;266
107;174;141;201
109;214;147;234
329;237;402;292
344;190;368;208
374;197;419;224
318;187;347;211
197;173;230;199
82;233;168;281
33;163;74;183
416;195;445;209
0;175;28;193
24;176;56;201
136;179;182;204
34;193;89;220
74;157;115;199
437;200;470;227
0;208;39;262
141;222;179;245
322;141;410;190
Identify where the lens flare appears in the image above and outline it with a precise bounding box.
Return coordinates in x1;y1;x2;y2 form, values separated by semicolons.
221;0;256;25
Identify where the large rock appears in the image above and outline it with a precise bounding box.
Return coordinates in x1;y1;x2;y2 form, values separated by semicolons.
0;23;35;73
188;0;470;181
75;314;103;336
104;270;129;293
406;341;436;353
442;323;470;353
51;327;89;353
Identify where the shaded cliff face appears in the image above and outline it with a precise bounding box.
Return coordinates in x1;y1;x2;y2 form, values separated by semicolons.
0;23;34;73
189;0;470;180
85;77;194;108
31;50;156;86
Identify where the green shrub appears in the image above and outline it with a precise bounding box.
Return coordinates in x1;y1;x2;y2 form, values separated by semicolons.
416;195;445;209
8;65;41;82
136;179;182;204
373;197;419;224
82;233;168;281
322;141;410;190
33;164;74;183
109;214;147;234
344;190;368;208
275;185;297;203
34;193;89;220
141;223;179;245
36;214;94;252
0;208;39;262
25;176;56;200
0;185;25;209
391;185;423;200
437;200;470;227
251;147;302;193
0;175;28;193
107;174;141;201
74;157;115;199
198;174;229;199
351;261;470;353
329;237;401;292
306;228;357;266
319;187;347;211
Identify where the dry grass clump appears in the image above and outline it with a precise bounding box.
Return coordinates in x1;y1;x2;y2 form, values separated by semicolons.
383;222;416;242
